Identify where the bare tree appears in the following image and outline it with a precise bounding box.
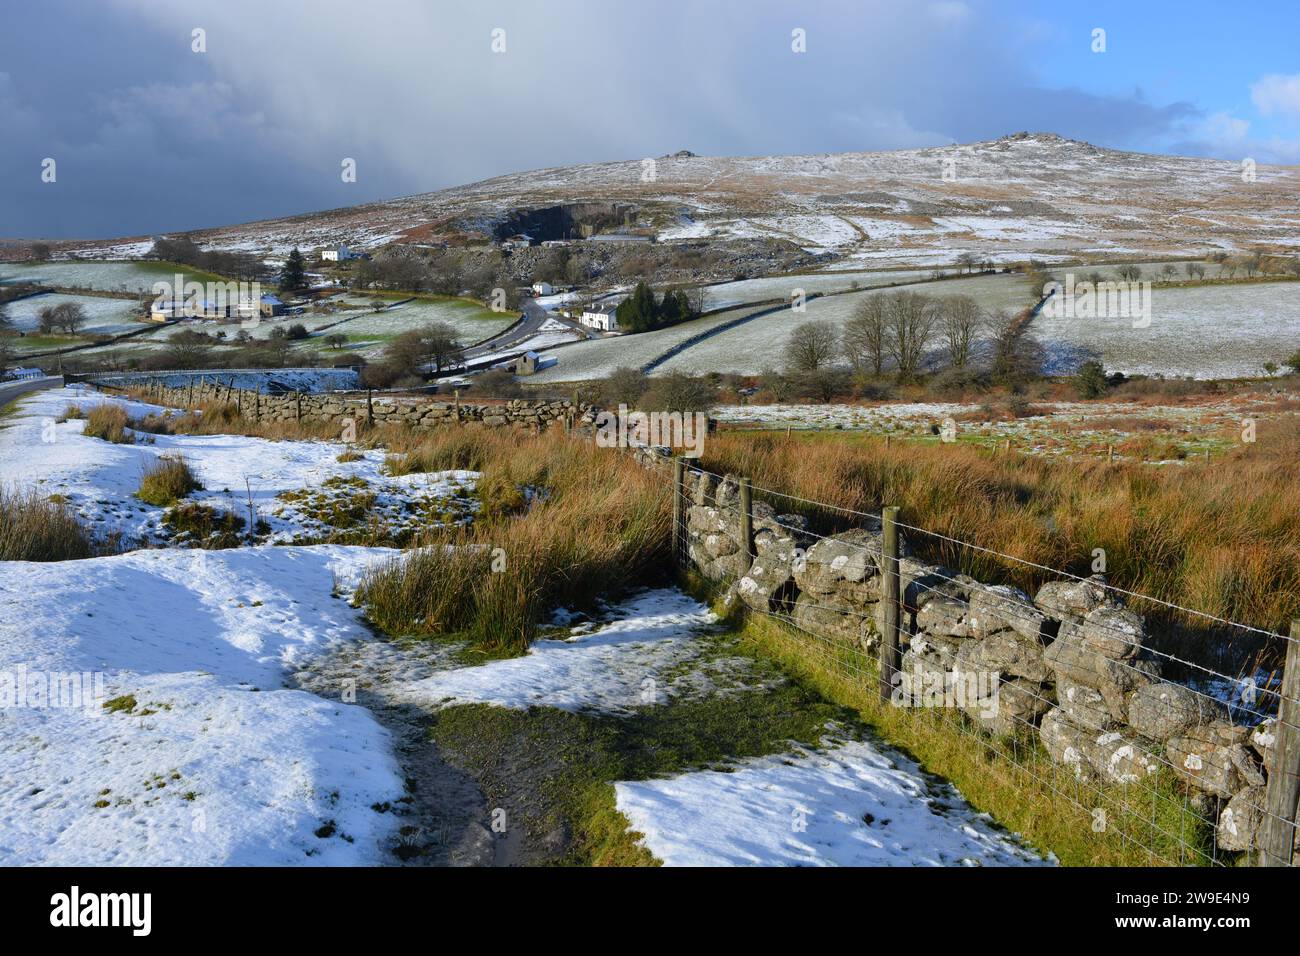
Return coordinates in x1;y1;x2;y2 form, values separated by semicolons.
842;295;888;376
986;310;1044;384
885;290;935;379
603;366;649;408
783;320;839;372
936;295;980;369
1116;264;1142;282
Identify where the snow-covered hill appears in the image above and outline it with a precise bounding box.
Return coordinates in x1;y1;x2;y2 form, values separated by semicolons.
61;133;1300;267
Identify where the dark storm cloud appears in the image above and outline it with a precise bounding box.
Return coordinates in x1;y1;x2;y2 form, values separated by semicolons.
0;0;1204;239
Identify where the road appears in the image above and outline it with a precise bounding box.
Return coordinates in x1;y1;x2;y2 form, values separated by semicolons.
461;297;589;361
0;375;64;410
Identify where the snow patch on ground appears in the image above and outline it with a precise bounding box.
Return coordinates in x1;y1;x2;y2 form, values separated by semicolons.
0;545;405;865
387;589;720;714
616;737;1051;866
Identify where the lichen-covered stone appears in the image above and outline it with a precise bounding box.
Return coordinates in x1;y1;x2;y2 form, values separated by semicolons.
1039;708;1096;781
1166;723;1265;798
1034;575;1112;621
1057;680;1121;732
968;585;1046;641
1217;785;1265;853
1125;682;1229;743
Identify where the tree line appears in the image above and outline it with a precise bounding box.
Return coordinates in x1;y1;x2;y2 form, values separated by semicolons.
613;281;703;333
781;290;1043;387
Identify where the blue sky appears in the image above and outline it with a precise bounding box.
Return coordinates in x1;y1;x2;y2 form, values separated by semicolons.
2;0;1297;238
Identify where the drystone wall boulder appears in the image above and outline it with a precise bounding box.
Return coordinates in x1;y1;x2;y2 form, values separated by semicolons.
1043;606;1158;722
968;585;1046;641
1125;682;1229;743
1216;785;1266;853
1166;723;1266;799
1089;731;1161;785
1249;719;1276;774
915;596;971;638
960;677;1052;737
1039;708;1097;782
792;591;877;653
737;537;799;612
978;629;1053;683
1040;574;1112;621
1056;680;1121;733
794;529;882;595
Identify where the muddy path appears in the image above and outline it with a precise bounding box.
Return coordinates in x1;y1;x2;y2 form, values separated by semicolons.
291;639;527;866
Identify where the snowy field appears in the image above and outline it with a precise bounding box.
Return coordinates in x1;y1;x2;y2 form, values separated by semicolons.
0;260;220;294
0;545;404;865
4;292;145;338
658;274;1034;376
322;296;515;346
526;303;780;382
1033;280;1300;378
701;268;934;310
0;387;477;545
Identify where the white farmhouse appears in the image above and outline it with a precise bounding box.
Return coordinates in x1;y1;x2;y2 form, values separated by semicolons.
579;302;620;332
531;281;554;296
321;245;356;262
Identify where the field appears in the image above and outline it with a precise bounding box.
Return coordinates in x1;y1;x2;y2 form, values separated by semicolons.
1033;280;1300;378
5;292;146;344
700;267;935;310
0;260;223;294
659;273;1035;376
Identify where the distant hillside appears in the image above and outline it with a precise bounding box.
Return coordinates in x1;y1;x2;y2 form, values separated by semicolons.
56;133;1300;268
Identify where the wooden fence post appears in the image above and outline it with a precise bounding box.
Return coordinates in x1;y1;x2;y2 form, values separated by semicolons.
254;390;260;422
295;392;302;424
367;389;374;427
1258;620;1300;866
1108;444;1115;464
739;477;754;562
879;505;902;703
671;457;685;566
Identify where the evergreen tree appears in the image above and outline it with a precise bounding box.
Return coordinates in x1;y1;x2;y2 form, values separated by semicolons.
279;247;307;292
1075;359;1109;399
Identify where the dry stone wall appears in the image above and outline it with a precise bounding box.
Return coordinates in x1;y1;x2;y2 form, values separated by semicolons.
129;381;602;433
682;467;1290;861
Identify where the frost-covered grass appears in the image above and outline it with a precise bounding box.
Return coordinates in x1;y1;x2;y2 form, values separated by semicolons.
1033;280;1300;378
658;274;1033;376
700;268;934;310
0;260;220;294
3;292;145;342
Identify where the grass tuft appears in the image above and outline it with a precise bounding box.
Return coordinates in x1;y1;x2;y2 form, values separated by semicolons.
82;403;132;444
136;456;201;507
0;488;94;561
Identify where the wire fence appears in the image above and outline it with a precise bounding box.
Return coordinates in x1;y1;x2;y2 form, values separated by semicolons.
650;448;1299;867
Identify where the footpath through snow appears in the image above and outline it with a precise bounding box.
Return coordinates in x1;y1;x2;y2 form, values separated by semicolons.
0;388;1048;866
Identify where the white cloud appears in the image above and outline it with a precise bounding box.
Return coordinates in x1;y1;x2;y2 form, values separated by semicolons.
1251;73;1300;117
